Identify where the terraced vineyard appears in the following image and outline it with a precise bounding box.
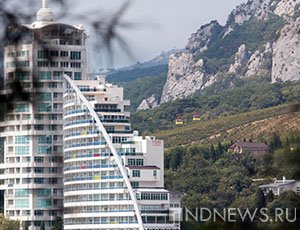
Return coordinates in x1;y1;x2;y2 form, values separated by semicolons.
153;104;300;148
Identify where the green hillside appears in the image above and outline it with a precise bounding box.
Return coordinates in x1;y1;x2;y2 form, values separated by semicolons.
124;73;167;109
130;79;300;135
106;65;168;110
154;104;300;148
106;64;167;84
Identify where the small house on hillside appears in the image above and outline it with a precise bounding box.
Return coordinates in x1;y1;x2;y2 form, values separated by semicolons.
228;141;269;155
259;177;300;196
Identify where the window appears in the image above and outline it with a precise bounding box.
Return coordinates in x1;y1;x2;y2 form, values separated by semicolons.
74;72;82;80
15;71;30;80
50;168;58;174
34;125;44;131
6;61;30;68
34;157;44;163
50;50;59;57
34;210;44;216
15;199;29;208
15;104;29;112
153;170;157;177
60;51;68;57
37;61;48;67
49;114;58;120
132;170;140;178
61;61;69;68
15;189;29;197
37;103;51;112
37;50;49;59
49;178;58;184
15;136;29;144
70;51;81;60
37;71;51;80
34;114;44;120
38;135;52;144
137;159;144;166
15;146;29;155
70;62;81;68
35;82;44;88
37;146;52;154
37;189;51;197
48;82;58;88
34;178;44;184
128;159;143;166
130;182;139;188
49;210;57;216
50;61;58;68
128;159;135;166
34;167;44;173
53;71;62;80
37;93;51;101
37;199;51;208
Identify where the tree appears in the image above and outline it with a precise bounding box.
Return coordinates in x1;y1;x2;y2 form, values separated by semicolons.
52;217;63;230
40;222;45;230
265;190;274;203
270;133;282;151
210;144;217;161
216;141;223;159
0;214;20;230
255;188;266;210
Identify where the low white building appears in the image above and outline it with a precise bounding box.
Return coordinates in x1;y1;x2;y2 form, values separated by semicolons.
259;177;300;196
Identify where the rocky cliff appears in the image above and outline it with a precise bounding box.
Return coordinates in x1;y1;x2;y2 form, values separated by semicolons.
159;0;300;105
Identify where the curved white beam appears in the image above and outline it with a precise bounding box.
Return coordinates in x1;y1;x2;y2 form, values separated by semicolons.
63;74;144;230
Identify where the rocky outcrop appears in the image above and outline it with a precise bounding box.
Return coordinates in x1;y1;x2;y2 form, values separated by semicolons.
160;52;214;104
274;0;300;17
229;44;250;74
227;0;271;25
137;94;159;110
272;18;300;82
185;21;222;53
158;0;300;105
246;43;272;77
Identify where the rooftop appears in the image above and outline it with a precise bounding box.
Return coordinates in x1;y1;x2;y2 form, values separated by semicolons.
229;141;269;151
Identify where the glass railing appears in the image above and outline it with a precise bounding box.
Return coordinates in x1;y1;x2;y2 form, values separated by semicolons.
65;209;134;214
65;109;87;116
64;175;123;182
65;141;106;149
65;130;101;138
64;152;143;160
65;221;138;225
64;119;95;127
64;186;125;192
64;164;117;171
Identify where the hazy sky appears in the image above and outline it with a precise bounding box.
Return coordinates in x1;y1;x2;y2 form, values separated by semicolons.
40;0;246;69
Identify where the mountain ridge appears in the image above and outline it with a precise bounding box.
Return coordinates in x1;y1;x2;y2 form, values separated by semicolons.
159;0;300;104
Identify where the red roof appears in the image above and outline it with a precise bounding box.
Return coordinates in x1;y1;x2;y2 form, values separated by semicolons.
126;165;160;170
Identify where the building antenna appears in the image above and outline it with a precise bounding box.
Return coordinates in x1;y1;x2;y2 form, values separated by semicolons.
42;0;48;8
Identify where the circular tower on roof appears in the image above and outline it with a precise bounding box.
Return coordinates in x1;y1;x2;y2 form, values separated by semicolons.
36;0;54;22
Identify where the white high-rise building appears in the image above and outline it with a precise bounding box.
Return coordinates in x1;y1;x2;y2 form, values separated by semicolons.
63;76;180;229
0;1;181;229
0;0;87;229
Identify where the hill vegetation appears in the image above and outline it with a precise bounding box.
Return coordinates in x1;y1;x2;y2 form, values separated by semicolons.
130;78;300;136
106;65;168;110
106;64;167;84
194;15;284;74
123;73;167;109
165;132;300;229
